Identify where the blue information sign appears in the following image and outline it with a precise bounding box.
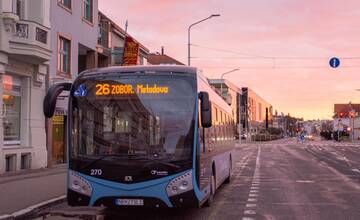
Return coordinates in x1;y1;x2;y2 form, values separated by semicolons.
329;57;340;68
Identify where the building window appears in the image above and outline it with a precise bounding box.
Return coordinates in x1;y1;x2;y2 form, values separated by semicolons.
58;35;71;75
215;107;218;123
21;153;31;170
58;0;71;10
83;0;93;23
5;154;17;172
16;0;23;19
3;75;21;145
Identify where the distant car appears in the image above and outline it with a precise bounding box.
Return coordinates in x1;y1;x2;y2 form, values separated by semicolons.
305;134;315;141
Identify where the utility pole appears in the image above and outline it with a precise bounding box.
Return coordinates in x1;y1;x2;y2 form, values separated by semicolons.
121;20;128;65
239;94;242;144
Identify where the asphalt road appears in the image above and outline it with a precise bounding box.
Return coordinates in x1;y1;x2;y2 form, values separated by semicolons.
35;139;360;220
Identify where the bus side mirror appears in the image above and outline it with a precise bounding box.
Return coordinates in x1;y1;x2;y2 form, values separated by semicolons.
43;83;72;118
199;92;212;128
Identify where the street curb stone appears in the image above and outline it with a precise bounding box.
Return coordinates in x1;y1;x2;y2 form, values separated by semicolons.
0;195;66;220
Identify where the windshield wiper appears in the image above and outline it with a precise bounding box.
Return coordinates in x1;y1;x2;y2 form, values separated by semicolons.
133;157;181;170
81;154;128;170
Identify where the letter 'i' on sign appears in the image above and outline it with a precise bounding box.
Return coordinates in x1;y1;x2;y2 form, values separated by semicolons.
329;57;340;68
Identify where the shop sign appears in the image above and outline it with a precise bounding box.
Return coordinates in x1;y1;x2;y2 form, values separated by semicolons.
3;75;13;91
123;36;139;66
52;115;64;125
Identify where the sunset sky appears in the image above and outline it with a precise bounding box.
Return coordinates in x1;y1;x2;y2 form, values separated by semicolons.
99;0;360;120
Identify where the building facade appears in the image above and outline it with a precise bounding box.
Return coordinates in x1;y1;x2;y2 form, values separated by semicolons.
48;0;99;166
106;15;149;66
47;6;150;166
241;87;273;133
0;0;51;173
333;103;360;140
208;79;241;131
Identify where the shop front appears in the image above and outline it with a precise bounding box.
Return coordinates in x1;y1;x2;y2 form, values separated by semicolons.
0;58;47;174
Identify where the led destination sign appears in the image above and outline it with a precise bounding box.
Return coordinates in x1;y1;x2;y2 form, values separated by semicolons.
95;83;169;96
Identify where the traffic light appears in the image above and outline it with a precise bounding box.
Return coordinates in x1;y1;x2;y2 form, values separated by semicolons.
339;112;344;118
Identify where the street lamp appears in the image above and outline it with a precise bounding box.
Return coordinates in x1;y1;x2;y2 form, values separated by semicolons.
220;68;240;94
188;14;220;66
219;68;241;143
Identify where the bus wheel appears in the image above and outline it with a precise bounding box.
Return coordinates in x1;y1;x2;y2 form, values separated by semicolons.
225;157;232;183
205;172;216;207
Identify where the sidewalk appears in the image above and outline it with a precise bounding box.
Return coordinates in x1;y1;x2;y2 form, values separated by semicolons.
0;165;67;218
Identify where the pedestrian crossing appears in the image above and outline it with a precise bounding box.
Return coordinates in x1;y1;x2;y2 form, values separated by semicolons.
236;140;360;148
305;142;360;148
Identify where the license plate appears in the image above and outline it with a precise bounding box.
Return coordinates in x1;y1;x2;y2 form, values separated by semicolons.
115;199;144;206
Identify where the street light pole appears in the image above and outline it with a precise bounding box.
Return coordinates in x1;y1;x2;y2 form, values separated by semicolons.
219;68;240;143
188;14;220;66
220;68;239;94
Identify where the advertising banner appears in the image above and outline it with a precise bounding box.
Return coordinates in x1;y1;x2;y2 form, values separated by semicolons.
123;36;139;66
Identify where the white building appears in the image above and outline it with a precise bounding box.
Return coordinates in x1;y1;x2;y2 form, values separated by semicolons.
0;0;51;173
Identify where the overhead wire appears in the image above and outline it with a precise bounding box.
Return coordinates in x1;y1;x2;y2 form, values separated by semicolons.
198;65;360;69
190;43;360;61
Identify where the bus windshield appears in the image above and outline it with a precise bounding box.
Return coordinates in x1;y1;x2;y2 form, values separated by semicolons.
70;74;196;183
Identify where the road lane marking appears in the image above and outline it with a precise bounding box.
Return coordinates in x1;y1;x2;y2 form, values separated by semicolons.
351;168;360;173
207;150;255;220
296;180;315;183
242;146;261;220
242;217;255;220
246;203;257;208
244;210;257;215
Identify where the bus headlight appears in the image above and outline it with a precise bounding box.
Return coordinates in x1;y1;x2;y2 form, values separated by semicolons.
69;171;92;197
166;171;193;197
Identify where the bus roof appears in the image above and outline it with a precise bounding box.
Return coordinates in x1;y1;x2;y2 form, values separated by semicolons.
79;65;197;77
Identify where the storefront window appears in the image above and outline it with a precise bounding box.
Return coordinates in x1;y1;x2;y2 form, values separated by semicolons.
3;75;21;145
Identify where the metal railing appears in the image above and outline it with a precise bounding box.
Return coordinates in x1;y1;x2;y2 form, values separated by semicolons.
14;23;28;38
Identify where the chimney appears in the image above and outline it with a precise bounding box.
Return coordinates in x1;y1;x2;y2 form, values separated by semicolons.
161;46;164;55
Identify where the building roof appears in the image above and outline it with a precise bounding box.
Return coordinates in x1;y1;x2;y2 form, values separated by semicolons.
208;79;241;93
146;54;185;65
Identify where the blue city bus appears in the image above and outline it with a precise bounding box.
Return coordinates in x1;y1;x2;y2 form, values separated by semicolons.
44;65;236;208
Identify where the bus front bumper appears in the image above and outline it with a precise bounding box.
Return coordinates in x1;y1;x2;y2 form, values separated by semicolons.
67;189;198;208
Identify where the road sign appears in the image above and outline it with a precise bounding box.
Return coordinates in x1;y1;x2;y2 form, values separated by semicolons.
329;57;340;68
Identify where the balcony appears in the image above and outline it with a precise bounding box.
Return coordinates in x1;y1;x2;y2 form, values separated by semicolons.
9;20;51;64
97;24;111;59
98;26;109;49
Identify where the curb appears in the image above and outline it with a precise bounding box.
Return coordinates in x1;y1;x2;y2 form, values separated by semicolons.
0;195;66;220
0;169;67;185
